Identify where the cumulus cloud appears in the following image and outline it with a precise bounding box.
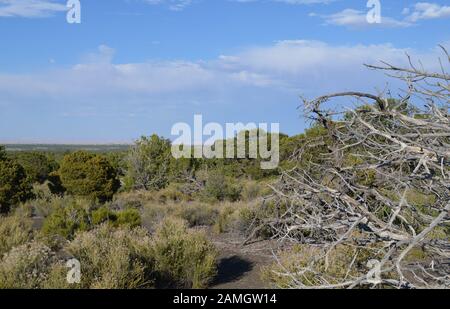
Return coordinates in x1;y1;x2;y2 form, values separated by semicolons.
310;8;412;29
311;2;450;29
405;2;450;22
0;40;446;101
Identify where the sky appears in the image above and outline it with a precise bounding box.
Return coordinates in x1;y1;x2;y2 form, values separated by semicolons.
0;0;449;143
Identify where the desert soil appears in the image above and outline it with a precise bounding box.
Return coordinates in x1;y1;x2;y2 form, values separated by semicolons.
208;232;276;289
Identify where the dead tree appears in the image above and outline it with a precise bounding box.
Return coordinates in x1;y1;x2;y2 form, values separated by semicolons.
262;47;449;289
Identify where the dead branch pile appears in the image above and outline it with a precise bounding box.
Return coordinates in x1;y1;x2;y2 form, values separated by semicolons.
262;47;449;289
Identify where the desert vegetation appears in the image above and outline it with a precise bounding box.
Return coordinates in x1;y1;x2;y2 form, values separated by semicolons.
0;50;448;289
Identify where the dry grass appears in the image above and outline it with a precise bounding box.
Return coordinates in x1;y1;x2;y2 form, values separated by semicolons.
0;212;34;257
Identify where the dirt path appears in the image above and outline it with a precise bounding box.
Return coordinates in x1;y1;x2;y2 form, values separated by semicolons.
209;233;275;289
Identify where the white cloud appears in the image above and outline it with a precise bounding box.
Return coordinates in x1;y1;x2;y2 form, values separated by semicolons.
310;2;450;29
0;0;66;18
0;41;446;101
310;8;412;29
405;2;450;22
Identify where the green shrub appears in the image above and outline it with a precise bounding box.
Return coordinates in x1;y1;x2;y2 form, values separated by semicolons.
40;197;91;240
0;146;6;161
156;184;191;204
0;213;34;257
226;183;243;202
203;171;228;201
213;205;236;234
59;151;120;202
124;135;172;191
235;206;257;233
177;203;219;227
152;218;217;288
0;241;56;288
0;156;33;213
64;224;154;289
202;171;242;202
116;208;141;228
91;206;117;225
141;202;171;232
213;202;256;234
91;207;141;228
15;152;58;184
109;194;144;213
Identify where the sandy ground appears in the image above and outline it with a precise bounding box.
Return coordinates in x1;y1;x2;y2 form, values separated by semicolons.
208;232;276;289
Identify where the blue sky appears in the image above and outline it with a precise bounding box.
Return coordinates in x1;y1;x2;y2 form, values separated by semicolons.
0;0;449;143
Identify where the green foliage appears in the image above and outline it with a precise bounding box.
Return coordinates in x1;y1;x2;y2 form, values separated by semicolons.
202;170;242;202
213;206;235;234
15;152;58;184
91;206;141;228
0;146;6;161
169;156;201;182
152;218;217;288
124;135;172;191
176;203;219;227
105;151;127;177
59;151;120;202
0;155;33;213
40;196;141;242
279;125;331;170
156;184;192;204
40;197;91;240
213;202;257;234
116;208;142;228
91;206;117;225
64;224;154;289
